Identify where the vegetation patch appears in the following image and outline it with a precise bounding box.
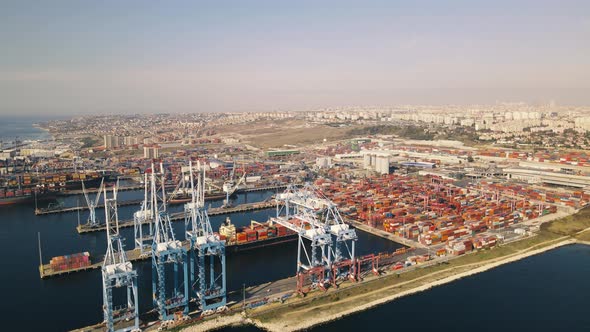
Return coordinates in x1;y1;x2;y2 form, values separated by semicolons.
543;207;590;235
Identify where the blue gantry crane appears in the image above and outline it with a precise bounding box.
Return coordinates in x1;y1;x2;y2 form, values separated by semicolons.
101;183;140;332
184;161;227;313
151;163;190;321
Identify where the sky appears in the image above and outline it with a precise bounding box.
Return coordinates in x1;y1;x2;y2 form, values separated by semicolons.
1;0;589;115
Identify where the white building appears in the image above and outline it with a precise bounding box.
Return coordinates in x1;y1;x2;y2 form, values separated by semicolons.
143;145;160;159
103;135;120;149
316;157;332;169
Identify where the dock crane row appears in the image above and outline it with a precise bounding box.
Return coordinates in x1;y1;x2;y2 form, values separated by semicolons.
99;166;359;329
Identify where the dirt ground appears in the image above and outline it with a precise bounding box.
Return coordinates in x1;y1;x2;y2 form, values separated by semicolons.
214;119;357;148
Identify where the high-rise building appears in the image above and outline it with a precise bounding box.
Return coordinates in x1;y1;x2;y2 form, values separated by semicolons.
103;135;120;149
143;145;160;159
123;136;139;146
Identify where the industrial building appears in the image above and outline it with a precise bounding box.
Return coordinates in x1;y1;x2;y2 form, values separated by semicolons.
362;151;391;174
265;149;300;157
503;167;590;188
316;157;332;169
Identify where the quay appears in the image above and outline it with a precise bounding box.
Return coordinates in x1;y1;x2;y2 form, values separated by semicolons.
40;230;296;279
35;185;289;215
34;193;226;215
39;242;190;279
35;199;144;215
57;184;144;196
76;201;279;233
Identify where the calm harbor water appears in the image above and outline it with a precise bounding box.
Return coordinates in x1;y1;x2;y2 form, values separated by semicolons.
218;244;590;332
1;188;401;331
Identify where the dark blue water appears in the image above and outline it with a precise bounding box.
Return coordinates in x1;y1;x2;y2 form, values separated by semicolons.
0;116;54;141
0;189;401;331
218;244;590;332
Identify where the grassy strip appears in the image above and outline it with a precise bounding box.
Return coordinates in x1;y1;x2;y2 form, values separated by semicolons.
543;207;590;235
575;230;590;242
251;233;565;324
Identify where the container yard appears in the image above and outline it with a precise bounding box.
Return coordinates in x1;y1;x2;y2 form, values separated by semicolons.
316;173;566;252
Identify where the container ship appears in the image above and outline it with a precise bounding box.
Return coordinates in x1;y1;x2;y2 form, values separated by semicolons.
0;187;57;206
167;189;227;204
41;218;298;278
219;217;297;252
0;170;114;206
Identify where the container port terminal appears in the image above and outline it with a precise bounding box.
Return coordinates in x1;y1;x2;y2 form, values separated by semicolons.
3;0;590;327
37;161;585;331
3;111;590;332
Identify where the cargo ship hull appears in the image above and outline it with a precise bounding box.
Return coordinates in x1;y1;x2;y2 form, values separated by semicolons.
225;233;297;252
168;192;227;204
0;191;57;206
0;195;36;206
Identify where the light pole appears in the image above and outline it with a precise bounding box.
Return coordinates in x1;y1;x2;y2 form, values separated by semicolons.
242;283;246;312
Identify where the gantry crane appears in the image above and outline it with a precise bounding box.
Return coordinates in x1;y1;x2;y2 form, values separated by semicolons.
101;183;140;332
151;163;189;321
134;170;156;256
222;161;246;207
272;184;333;293
272;183;358;292
184;161;227;313
82;178;104;227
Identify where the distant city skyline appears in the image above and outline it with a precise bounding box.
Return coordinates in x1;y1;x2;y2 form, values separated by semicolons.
1;0;589;115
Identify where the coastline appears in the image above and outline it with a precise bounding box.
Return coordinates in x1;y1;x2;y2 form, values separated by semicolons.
255;238;578;332
181;237;582;332
31;123;53;140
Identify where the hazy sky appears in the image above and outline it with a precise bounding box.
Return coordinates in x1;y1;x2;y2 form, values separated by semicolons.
1;0;589;115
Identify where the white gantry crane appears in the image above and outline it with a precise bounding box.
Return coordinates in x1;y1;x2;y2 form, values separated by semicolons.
151;163;190;321
133;169;158;256
101;183;140;332
272;183;358;293
222;161;246;208
82;178;105;227
184;161;227;313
